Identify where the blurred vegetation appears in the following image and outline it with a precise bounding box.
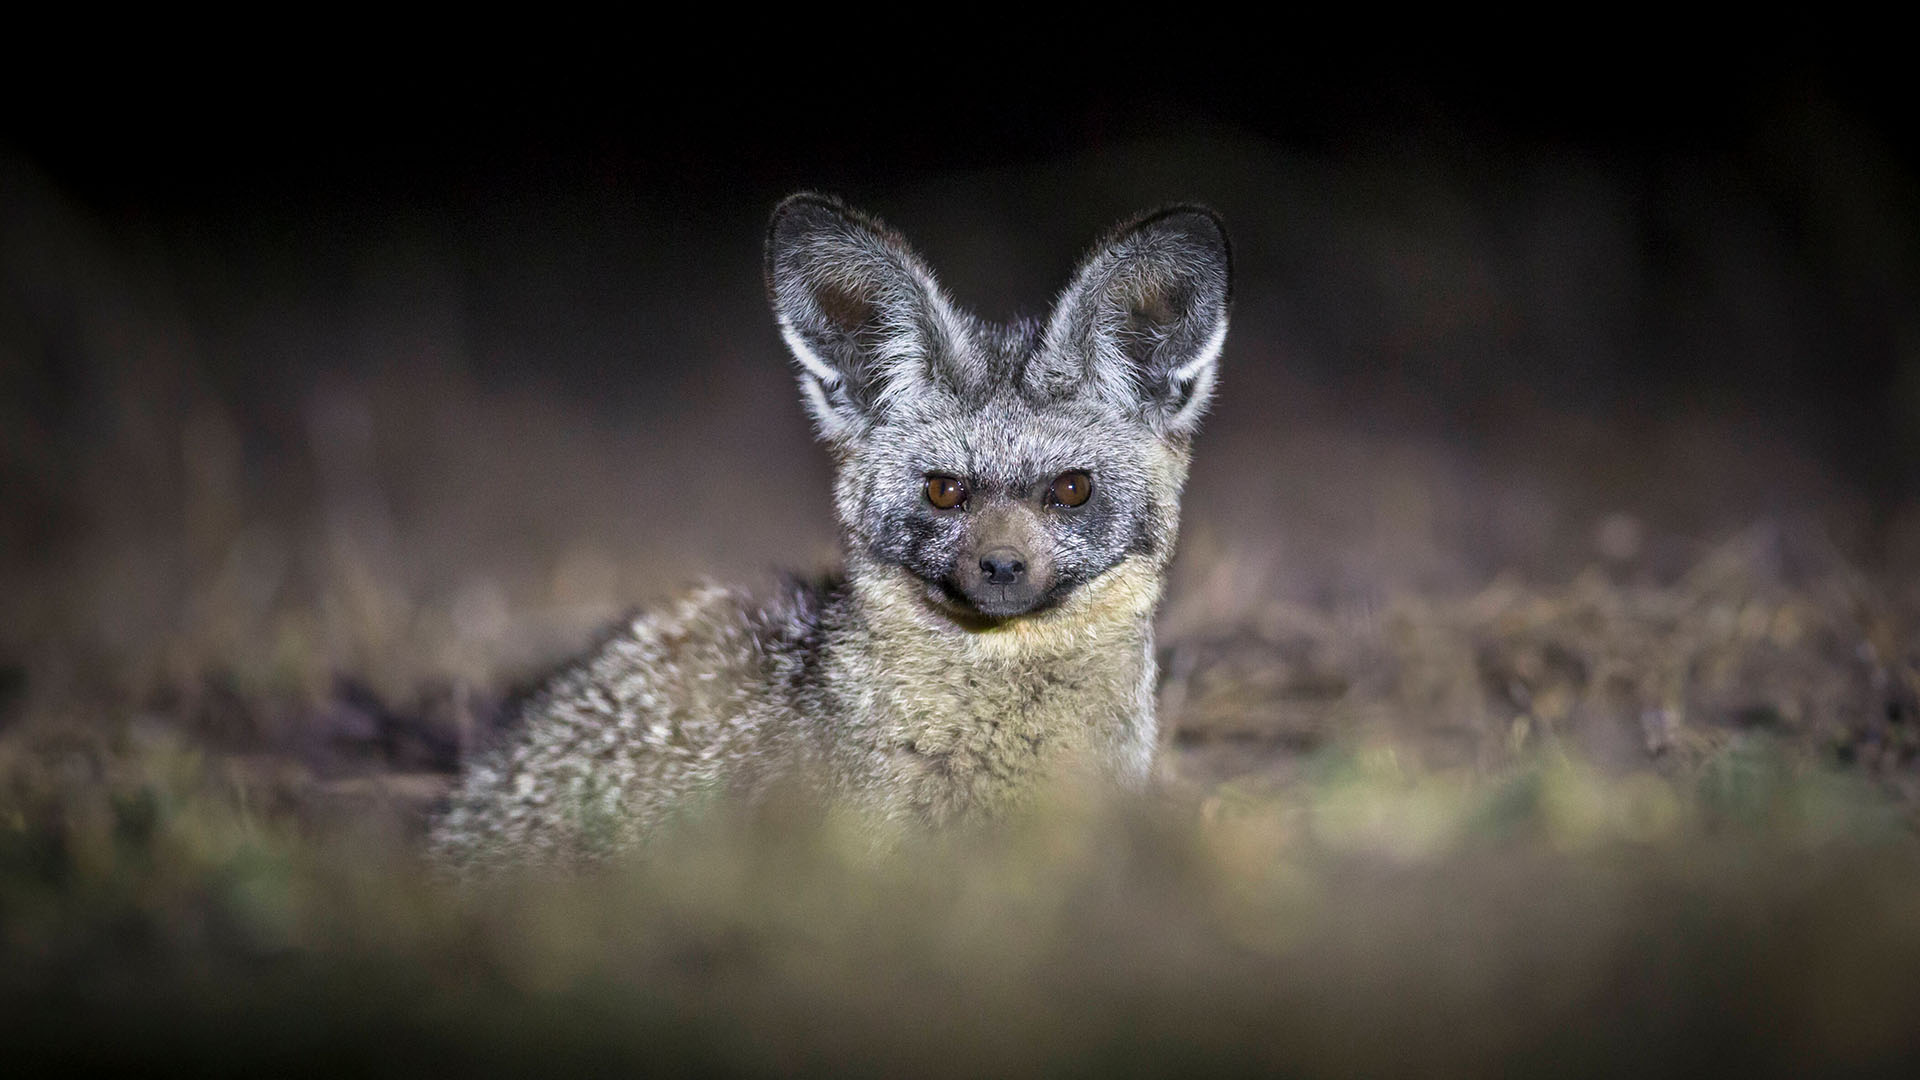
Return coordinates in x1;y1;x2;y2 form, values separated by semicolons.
4;695;1918;1074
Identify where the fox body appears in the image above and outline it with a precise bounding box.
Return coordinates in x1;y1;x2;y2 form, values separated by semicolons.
431;195;1231;866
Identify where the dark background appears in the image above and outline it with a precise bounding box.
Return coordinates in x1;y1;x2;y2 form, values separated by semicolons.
11;41;1914;472
3;38;1916;702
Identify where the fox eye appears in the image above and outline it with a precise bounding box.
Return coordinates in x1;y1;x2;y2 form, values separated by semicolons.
1047;470;1092;508
925;475;967;510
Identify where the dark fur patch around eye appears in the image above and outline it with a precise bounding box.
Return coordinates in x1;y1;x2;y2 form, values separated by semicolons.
873;511;964;588
1126;511;1163;558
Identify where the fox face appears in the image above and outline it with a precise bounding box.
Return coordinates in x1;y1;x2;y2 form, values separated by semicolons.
767;195;1230;625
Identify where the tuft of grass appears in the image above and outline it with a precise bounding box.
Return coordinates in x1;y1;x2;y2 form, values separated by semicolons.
4;705;1919;1075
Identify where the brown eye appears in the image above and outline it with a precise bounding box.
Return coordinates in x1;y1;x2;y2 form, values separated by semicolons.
925;475;967;510
1048;470;1092;508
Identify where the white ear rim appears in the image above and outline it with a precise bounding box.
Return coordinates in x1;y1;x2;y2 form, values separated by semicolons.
778;315;845;390
1157;312;1228;432
778;313;863;439
1172;316;1229;386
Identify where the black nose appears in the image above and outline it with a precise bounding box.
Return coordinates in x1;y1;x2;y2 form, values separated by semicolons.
979;549;1027;586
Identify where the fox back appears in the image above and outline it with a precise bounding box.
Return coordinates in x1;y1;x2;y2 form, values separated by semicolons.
431;195;1231;866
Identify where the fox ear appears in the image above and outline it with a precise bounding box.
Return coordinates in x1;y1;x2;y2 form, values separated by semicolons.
1034;206;1231;439
765;193;963;441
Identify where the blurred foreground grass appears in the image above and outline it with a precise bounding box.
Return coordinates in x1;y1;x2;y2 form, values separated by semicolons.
5;669;1919;1073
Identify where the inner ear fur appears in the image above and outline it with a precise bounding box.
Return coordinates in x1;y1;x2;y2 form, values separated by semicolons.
813;280;877;336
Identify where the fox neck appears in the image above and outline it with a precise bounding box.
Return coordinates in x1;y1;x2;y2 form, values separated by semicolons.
833;551;1165;821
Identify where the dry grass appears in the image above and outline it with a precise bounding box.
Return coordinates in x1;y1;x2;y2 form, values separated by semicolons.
1162;523;1919;798
6;703;1920;1076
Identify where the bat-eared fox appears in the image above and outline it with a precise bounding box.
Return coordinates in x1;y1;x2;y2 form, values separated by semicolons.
432;194;1231;866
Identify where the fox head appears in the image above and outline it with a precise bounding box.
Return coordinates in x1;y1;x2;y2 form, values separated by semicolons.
766;194;1230;625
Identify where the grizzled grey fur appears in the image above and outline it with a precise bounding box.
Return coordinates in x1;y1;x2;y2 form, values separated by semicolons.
430;194;1231;867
